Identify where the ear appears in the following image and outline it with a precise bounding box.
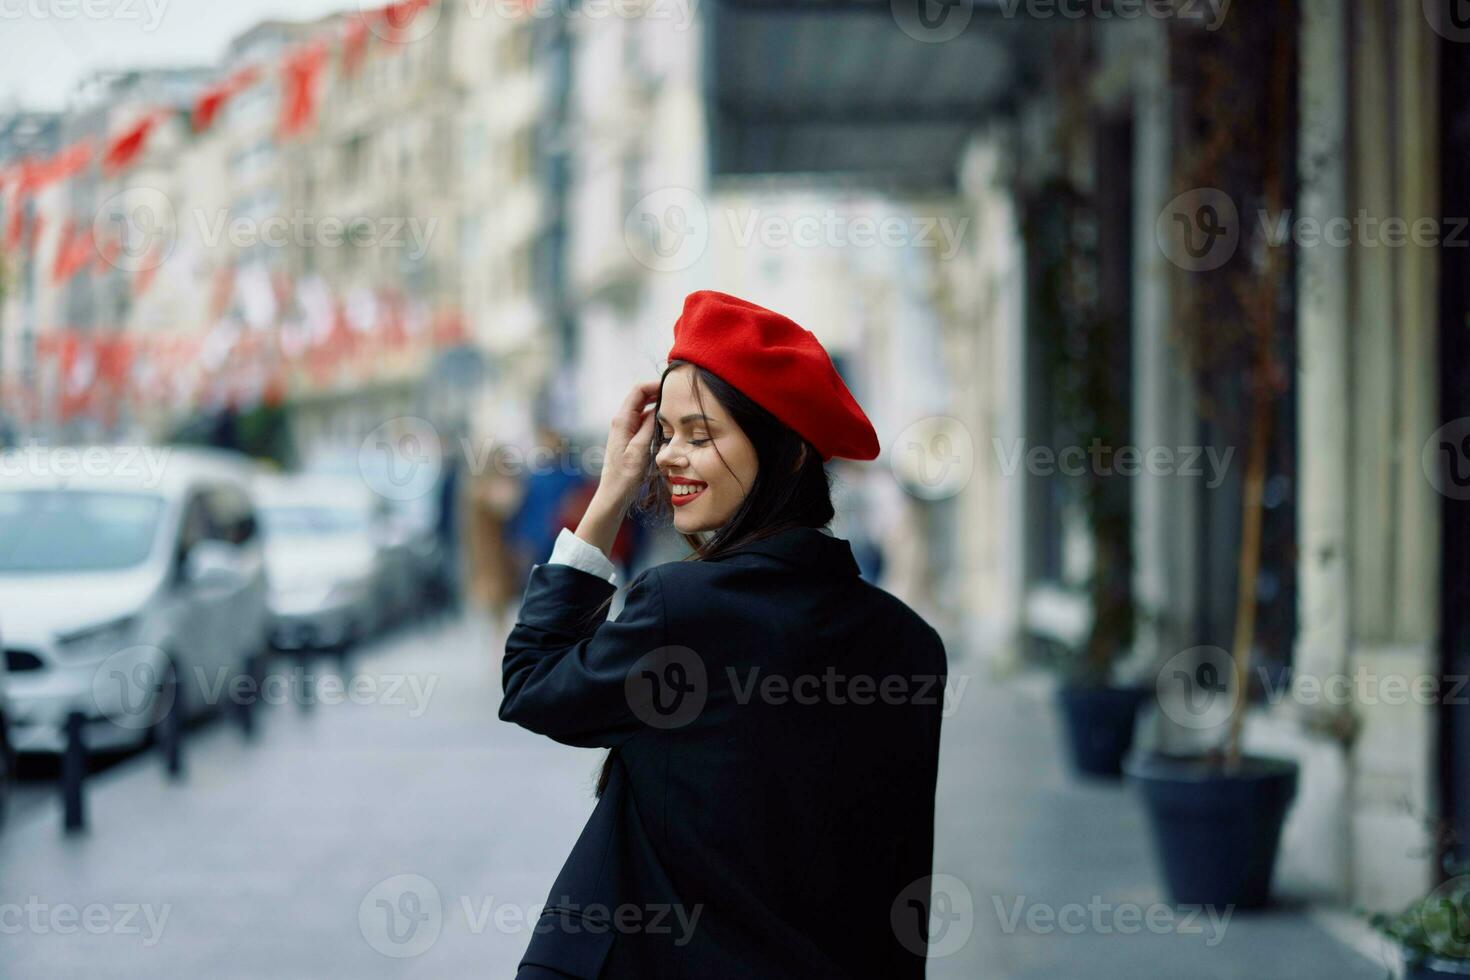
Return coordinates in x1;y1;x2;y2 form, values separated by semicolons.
792;443;808;473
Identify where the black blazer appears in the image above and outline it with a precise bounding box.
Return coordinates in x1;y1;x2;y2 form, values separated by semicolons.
500;525;947;979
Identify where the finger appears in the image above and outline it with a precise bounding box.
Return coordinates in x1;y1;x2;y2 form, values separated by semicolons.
629;406;657;450
621;381;661;414
618;404;656;438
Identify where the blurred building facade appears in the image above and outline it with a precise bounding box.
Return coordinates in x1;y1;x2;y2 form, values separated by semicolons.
0;9;464;458
924;0;1447;913
454;13;547;451
0;109;61;440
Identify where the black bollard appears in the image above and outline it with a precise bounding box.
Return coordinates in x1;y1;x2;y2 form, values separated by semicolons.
235;653;257;739
61;711;86;834
295;657;314;714
159;682;184;780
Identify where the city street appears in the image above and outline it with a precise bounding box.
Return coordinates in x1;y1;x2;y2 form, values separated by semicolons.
1;611;1391;979
2;2;1464;972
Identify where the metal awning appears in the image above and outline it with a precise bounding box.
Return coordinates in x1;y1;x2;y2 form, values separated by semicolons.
706;0;1038;189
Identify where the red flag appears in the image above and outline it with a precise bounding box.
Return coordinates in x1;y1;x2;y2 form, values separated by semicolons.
207;263;235;320
379;290;409;348
431;307;466;346
193;66;261;134
27;212;44;256
3;158;30;198
26;140;94;190
264;377;287;407
132;242;164;296
51;220;98;285
279;41;329;138
5;203;27;254
97;334;133;386
91;232;121;276
3;158;31;251
328;298;357;355
58;331;96;423
51;140;93;183
103;113;162;175
341;17;370;76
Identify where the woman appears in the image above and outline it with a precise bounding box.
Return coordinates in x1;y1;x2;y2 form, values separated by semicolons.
500;290;947;979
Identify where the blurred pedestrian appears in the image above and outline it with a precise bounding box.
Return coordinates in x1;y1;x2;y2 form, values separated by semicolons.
432;438;463;614
502;425;590;580
829;457;888;584
552;478;647;584
465;465;522;626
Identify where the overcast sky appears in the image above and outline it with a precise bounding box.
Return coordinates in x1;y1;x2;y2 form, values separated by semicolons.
0;0;357;112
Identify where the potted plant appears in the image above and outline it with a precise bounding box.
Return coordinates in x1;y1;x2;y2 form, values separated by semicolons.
1122;3;1301;910
1018;31;1147;780
1021;169;1147;778
1371;875;1470;978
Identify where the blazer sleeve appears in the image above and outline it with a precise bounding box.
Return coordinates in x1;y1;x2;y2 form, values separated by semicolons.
499;561;666;748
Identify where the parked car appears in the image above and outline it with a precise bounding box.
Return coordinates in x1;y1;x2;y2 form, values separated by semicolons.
300;450;438;624
379;489;444;619
0;445;270;755
254;474;386;652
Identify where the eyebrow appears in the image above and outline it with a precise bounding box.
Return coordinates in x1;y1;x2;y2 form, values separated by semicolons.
655;413;716;425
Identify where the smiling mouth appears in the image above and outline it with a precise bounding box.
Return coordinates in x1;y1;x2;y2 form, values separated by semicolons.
669;481;708;506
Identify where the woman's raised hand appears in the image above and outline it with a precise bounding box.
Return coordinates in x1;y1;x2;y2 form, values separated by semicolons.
594;380;662;512
574;381;660;559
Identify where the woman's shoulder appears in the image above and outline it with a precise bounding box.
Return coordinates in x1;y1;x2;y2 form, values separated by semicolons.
619;555;768;611
626;555;719;592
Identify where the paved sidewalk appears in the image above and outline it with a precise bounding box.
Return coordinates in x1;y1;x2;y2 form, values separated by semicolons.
929;673;1390;979
1;612;1391;978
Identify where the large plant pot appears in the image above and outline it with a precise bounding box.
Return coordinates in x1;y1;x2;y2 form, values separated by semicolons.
1410;957;1470;978
1056;684;1150;778
1124;753;1298;909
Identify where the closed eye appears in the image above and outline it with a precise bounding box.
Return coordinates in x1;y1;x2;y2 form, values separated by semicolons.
657;431;710;447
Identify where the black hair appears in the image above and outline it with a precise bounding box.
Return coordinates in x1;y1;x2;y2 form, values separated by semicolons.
592;359;835;797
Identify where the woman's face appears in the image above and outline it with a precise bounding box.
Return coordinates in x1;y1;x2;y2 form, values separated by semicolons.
654;364;758;533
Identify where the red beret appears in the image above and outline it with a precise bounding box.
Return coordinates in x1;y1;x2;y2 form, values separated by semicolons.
666;290;879;462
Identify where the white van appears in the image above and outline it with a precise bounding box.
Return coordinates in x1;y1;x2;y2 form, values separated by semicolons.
0;445;270;754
